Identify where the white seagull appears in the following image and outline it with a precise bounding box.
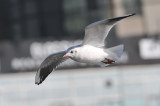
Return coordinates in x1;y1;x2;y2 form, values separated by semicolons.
35;13;135;85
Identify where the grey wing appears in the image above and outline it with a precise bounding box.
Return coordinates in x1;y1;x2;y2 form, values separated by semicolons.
35;51;67;85
83;13;135;47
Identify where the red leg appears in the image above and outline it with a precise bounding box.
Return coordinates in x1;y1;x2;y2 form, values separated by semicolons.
103;58;115;64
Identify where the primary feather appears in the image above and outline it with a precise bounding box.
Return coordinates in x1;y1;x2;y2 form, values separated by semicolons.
35;51;67;85
83;13;135;47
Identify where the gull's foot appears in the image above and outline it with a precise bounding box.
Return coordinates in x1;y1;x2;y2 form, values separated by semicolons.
102;58;115;64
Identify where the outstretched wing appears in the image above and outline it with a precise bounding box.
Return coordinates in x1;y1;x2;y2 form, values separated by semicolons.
83;13;135;47
35;51;67;85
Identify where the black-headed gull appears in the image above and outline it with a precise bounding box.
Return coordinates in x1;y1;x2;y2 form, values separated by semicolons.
35;13;135;85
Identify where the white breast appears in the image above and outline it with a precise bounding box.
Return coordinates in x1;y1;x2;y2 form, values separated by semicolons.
75;45;108;63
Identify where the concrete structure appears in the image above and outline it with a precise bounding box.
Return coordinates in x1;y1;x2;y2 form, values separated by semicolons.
0;64;160;106
113;0;160;37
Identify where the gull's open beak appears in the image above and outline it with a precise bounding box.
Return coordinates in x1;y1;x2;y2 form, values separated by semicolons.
63;54;69;58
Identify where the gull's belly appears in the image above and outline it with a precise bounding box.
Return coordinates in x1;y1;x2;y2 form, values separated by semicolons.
76;45;108;63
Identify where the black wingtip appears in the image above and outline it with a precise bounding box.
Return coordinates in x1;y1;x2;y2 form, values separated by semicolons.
35;81;40;85
35;82;41;85
108;13;136;23
35;70;43;85
121;13;136;19
128;13;136;17
35;77;43;85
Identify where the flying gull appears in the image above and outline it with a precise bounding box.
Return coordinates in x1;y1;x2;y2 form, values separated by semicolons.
35;13;135;85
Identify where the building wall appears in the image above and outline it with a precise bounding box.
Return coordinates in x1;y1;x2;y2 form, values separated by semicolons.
113;0;160;37
0;0;160;72
142;0;160;36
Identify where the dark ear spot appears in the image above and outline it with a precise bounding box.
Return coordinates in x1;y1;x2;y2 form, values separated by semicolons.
75;50;77;53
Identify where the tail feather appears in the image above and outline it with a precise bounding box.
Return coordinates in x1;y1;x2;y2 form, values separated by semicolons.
104;44;124;61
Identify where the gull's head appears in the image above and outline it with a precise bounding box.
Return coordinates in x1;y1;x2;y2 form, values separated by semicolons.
63;48;78;58
63;44;81;58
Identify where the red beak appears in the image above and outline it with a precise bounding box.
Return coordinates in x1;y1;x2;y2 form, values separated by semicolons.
63;54;69;58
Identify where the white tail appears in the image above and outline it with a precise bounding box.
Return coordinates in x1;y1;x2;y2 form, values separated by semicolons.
104;44;124;61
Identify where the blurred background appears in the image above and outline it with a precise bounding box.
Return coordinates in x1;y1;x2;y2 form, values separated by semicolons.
0;0;160;106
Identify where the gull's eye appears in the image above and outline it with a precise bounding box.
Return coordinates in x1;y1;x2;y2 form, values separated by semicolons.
70;51;73;53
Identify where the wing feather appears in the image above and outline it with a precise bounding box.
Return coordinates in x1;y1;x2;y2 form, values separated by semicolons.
83;13;135;47
35;51;67;85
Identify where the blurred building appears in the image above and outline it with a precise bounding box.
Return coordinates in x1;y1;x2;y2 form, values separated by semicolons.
0;0;160;72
